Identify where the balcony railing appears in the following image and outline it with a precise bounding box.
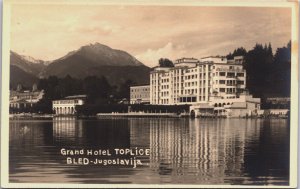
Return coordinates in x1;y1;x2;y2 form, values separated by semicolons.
216;68;244;72
226;75;236;78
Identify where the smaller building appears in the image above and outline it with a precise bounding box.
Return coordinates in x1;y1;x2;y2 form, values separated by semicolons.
257;109;289;118
190;93;261;118
130;85;150;104
10;84;44;109
10;99;33;109
52;95;87;115
265;97;290;109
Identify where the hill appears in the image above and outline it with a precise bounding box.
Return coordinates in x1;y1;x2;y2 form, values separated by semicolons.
11;43;151;87
10;51;46;75
10;65;38;89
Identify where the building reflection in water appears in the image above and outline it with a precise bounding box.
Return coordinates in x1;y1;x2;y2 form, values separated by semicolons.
53;116;83;145
53;117;131;147
9;118;289;184
128;118;271;183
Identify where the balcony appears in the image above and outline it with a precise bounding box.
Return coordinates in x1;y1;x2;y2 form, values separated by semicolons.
226;75;236;78
216;68;244;72
226;92;236;94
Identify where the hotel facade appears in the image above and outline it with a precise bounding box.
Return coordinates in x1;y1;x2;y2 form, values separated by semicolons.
10;84;44;110
130;85;150;104
149;56;261;117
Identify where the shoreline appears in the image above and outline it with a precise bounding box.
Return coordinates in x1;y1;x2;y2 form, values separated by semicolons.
9;113;289;120
9;107;289;120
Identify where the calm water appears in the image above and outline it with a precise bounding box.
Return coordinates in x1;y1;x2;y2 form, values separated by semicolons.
9;118;289;185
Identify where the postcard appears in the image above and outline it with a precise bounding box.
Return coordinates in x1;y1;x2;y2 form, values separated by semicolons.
1;0;298;188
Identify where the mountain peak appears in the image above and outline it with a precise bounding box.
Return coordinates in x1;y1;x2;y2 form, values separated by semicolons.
80;42;112;51
54;42;144;67
10;51;47;65
63;42;145;67
10;51;47;76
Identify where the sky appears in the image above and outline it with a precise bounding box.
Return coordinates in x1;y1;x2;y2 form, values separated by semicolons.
10;4;291;67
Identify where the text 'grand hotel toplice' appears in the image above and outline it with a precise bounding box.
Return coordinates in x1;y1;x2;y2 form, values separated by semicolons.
131;56;261;118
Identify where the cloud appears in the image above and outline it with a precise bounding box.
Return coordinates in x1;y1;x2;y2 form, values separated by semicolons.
135;42;187;67
10;4;291;66
98;21;123;34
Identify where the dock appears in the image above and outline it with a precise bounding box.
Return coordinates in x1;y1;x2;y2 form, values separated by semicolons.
96;112;181;118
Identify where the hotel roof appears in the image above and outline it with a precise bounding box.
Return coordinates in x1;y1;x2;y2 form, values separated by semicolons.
64;95;87;99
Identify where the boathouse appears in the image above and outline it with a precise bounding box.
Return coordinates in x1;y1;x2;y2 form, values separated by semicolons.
52;95;87;115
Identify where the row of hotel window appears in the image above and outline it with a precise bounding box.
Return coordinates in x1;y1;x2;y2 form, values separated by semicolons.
131;95;149;98
159;88;242;97
153;96;236;104
156;65;241;76
160;70;245;77
153;72;245;83
130;88;149;92
183;66;243;73
157;94;241;104
157;80;244;90
158;97;200;104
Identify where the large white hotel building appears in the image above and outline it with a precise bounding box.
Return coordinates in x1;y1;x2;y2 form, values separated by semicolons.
150;56;246;104
149;56;261;117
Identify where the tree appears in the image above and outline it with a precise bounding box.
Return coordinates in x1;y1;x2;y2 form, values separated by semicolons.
226;47;247;59
244;43;274;97
83;76;112;103
159;58;174;67
269;41;291;96
235;41;291;98
273;42;291;65
118;79;135;99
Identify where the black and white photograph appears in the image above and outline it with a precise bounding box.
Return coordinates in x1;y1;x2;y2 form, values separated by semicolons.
1;0;298;188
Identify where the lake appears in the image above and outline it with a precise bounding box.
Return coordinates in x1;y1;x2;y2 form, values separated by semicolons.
9;117;290;185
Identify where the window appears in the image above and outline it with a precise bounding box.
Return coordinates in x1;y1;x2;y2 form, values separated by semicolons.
220;80;225;84
220;72;226;76
227;72;235;78
237;80;244;85
237;88;244;93
220;88;225;92
237;73;244;77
